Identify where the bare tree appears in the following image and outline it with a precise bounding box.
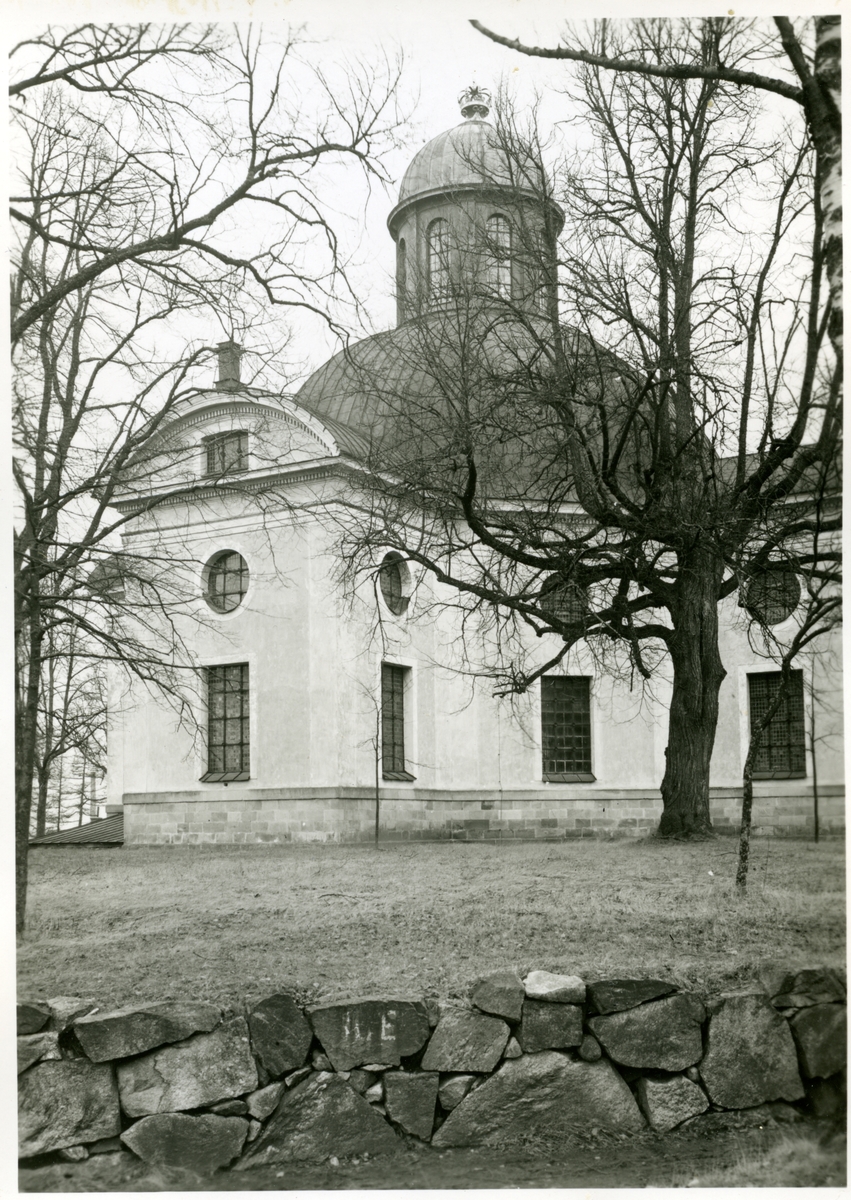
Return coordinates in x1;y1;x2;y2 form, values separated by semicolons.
331;25;839;838
12;22;405;934
470;16;841;362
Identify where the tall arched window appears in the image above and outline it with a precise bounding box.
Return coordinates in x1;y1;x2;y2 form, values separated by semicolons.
427;219;450;300
485;214;512;298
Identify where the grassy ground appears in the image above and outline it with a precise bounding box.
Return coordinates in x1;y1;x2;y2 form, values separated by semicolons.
18;836;844;1008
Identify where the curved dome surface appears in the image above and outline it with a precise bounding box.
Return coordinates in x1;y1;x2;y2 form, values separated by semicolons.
398;119;512;203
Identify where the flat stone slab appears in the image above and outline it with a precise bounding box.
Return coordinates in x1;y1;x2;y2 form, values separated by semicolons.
433;1052;644;1147
18;1032;60;1074
421;1009;510;1073
18;1001;51;1036
247;994;312;1077
235;1072;400;1166
789;1004;847;1079
121;1113;248;1172
586;979;677;1015
74;1002;221;1062
636;1075;709;1132
523;971;586;1003
587;994;705;1071
384;1071;439;1139
518;1001;583;1053
700;994;804;1108
117;1016;258;1117
307;998;430;1071
471;972;525;1022
19;1059;120;1157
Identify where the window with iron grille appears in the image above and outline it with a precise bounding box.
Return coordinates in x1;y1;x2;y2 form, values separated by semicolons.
381;663;415;781
202;663;250;782
205;430;248;475
541;676;594;782
205;551;249;613
747;670;806;779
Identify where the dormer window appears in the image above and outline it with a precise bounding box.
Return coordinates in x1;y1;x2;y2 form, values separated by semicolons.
205;431;248;476
427;218;450;300
485;214;512;298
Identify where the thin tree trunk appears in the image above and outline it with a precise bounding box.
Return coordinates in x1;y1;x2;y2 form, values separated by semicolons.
736;756;756;891
374;711;381;848
16;619;43;936
809;690;820;844
659;548;726;837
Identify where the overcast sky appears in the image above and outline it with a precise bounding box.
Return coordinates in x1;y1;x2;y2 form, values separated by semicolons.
6;0;826;391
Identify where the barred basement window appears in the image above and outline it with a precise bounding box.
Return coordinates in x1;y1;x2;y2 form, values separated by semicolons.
205;430;248;476
747;670;806;779
743;569;801;626
541;676;594;782
202;663;250;782
381;663;415;781
205;551;249;613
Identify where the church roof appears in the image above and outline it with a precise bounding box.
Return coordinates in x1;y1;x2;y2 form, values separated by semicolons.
398;118;512;204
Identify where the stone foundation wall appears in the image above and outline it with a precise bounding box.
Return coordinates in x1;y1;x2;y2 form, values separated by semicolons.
122;787;845;846
18;966;846;1172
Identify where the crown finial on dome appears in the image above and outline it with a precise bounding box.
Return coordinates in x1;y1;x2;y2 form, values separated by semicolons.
458;84;490;120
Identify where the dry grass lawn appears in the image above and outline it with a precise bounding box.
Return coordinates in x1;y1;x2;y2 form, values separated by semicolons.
17;836;845;1009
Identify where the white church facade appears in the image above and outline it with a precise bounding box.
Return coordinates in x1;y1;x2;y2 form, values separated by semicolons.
107;95;844;846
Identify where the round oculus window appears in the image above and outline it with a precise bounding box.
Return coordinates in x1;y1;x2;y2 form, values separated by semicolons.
743;569;800;626
205;551;249;613
539;574;588;626
379;553;410;616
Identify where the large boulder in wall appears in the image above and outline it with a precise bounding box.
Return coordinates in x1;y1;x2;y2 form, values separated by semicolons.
587;994;705;1070
121;1113;248;1172
247;994;312;1077
432;1052;644;1148
235;1072;401;1166
788;1005;847;1079
73;1001;221;1061
117;1016;257;1117
19;1060;120;1157
700;994;804;1108
306;998;430;1071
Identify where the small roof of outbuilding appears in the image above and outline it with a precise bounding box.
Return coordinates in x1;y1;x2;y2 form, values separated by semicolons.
30;813;124;846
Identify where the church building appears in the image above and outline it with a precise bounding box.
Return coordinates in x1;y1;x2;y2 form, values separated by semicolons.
107;91;844;845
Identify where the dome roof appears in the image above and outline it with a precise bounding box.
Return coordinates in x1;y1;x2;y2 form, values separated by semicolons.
398;118;512;204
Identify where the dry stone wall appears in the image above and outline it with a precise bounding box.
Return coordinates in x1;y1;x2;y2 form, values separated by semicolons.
17;966;847;1173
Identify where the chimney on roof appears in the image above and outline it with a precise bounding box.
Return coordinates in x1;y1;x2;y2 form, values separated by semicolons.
216;340;242;390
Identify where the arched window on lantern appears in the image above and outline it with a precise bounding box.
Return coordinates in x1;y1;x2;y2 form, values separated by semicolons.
485;213;512;298
397;237;407;316
427;218;450;300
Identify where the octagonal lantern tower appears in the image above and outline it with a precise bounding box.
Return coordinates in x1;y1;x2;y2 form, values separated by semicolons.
386;86;565;324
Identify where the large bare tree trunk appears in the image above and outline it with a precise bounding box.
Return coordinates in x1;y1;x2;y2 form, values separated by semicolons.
659;548;726;836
